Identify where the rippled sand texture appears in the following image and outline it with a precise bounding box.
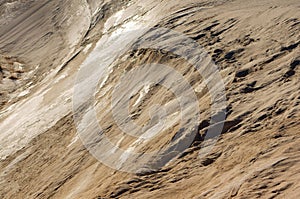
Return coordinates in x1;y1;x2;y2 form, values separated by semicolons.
0;0;299;198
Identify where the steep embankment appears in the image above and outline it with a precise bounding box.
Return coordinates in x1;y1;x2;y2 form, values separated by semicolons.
0;0;299;198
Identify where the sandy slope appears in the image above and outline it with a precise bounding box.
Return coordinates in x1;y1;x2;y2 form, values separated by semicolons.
0;0;299;198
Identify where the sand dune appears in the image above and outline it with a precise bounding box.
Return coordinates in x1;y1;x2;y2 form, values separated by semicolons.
0;0;299;198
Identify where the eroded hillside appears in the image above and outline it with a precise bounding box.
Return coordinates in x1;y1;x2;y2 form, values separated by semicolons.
0;0;299;198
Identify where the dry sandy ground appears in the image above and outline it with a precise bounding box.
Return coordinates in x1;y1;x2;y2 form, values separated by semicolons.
0;0;300;198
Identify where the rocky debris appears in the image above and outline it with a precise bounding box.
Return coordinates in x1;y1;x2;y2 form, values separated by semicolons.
0;54;28;109
235;68;251;78
284;69;296;78
0;55;25;80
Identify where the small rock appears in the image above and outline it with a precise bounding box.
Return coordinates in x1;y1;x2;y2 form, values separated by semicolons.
290;57;300;70
13;62;24;72
284;70;295;78
11;72;22;79
214;49;223;54
280;42;299;51
255;114;266;123
224;51;235;60
235;68;250;78
275;107;286;115
273;134;283;139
